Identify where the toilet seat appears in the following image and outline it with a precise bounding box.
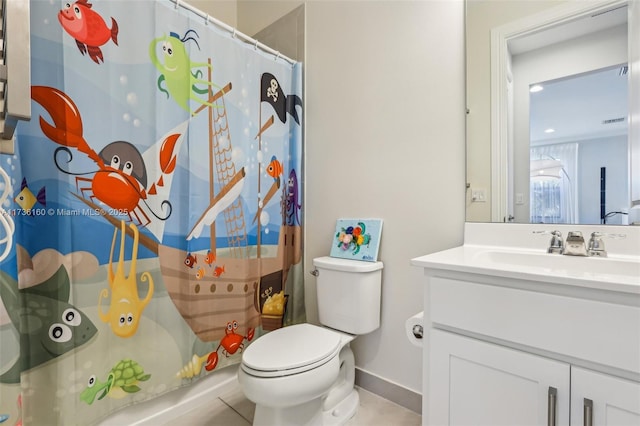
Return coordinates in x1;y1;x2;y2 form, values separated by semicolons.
241;323;342;378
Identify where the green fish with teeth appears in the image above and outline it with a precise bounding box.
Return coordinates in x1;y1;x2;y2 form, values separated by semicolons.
0;265;97;384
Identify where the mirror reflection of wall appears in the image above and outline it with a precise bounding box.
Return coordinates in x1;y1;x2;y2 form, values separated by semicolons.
511;14;628;224
465;0;636;225
529;67;629;225
465;0;564;223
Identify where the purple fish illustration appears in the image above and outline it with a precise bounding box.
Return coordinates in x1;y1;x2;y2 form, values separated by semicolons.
285;169;301;226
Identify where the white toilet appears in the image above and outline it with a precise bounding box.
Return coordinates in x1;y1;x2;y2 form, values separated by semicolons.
238;256;383;426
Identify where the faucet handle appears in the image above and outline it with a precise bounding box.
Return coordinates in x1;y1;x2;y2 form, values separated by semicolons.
587;232;626;257
548;230;564;254
533;230;563;254
588;232;604;246
588;232;606;257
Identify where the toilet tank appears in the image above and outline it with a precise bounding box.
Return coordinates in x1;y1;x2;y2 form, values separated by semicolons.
313;256;383;335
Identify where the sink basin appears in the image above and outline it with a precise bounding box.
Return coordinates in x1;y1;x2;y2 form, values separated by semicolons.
412;244;640;293
472;249;640;282
474;250;639;278
411;224;640;293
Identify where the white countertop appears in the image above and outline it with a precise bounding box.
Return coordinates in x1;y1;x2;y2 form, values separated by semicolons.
411;223;640;294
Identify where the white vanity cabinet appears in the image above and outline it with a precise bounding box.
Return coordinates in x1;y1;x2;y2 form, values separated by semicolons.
430;329;570;425
570;367;640;426
430;329;640;426
413;255;640;426
411;223;640;426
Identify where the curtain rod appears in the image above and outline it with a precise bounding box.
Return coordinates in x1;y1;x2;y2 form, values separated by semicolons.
168;0;297;65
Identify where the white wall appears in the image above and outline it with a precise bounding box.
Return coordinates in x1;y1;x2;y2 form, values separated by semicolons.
303;0;465;395
198;0;466;399
188;0;237;27
237;1;302;36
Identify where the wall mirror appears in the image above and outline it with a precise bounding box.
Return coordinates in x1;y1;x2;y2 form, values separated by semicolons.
465;0;639;225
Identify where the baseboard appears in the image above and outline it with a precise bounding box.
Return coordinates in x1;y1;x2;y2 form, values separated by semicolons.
354;367;422;414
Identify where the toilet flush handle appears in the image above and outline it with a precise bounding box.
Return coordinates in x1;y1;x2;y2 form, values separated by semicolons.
412;324;423;339
309;268;319;277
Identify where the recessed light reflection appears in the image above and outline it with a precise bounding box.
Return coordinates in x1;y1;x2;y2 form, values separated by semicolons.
544;128;555;133
530;84;544;93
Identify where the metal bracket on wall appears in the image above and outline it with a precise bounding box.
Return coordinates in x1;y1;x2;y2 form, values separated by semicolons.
0;0;32;154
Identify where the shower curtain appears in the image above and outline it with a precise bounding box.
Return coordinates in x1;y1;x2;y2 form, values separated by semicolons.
0;1;304;424
530;143;578;223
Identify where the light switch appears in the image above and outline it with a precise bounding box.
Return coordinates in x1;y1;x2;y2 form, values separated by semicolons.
471;189;486;202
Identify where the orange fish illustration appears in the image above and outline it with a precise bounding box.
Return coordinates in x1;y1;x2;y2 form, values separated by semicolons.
213;265;225;278
266;156;283;181
195;267;205;280
204;250;216;267
184;253;197;269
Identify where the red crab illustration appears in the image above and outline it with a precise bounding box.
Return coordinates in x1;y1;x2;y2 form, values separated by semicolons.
30;85;180;227
205;321;255;371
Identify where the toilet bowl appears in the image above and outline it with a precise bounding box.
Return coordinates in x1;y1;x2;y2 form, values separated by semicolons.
238;323;358;426
239;256;383;426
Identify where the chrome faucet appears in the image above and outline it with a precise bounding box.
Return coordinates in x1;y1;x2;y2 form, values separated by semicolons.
538;230;626;257
563;231;587;256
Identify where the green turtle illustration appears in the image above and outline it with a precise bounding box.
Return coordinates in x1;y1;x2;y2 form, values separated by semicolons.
0;265;98;384
80;359;151;404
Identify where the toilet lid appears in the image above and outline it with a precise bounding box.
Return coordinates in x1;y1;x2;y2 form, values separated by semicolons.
242;323;341;376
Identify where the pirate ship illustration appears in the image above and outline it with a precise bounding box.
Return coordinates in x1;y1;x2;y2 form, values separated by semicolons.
156;72;303;341
30;60;303;343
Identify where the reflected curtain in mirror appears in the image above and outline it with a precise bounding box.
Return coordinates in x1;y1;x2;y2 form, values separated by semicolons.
530;144;578;224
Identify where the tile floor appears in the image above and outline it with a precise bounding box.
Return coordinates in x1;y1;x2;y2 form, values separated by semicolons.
177;383;422;426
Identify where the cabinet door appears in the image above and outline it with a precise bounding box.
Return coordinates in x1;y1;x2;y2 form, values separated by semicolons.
570;367;640;426
429;330;570;426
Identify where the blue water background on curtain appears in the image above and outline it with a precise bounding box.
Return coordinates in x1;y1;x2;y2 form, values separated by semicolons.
0;1;303;424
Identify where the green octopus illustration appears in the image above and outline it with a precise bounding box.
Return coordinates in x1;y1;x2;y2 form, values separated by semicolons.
80;359;151;404
149;29;224;114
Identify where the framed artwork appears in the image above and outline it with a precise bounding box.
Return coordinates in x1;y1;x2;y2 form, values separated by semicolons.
330;218;383;262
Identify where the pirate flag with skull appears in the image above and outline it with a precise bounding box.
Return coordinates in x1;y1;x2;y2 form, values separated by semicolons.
260;72;302;125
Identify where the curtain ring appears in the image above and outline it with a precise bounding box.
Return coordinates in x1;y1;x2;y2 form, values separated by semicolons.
274;51;281;61
175;0;180;9
254;39;259;50
205;14;210;25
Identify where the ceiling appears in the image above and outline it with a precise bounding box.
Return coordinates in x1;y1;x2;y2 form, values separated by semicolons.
529;65;628;144
509;4;628;56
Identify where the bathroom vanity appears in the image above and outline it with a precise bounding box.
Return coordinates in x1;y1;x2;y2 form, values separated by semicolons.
412;223;640;426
